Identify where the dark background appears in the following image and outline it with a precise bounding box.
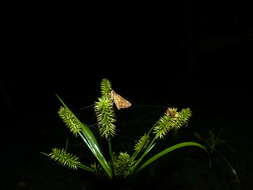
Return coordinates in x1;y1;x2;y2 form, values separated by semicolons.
1;1;252;189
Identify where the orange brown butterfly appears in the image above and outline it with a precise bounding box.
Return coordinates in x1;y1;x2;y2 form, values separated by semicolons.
110;90;132;110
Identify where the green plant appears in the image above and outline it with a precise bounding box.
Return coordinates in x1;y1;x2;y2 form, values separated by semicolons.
43;78;207;179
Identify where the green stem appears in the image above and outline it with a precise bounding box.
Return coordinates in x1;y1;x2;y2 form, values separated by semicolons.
147;125;155;136
78;164;94;172
108;138;115;178
130;151;138;162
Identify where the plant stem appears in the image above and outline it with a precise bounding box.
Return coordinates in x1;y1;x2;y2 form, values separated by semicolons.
78;164;94;172
108;138;115;178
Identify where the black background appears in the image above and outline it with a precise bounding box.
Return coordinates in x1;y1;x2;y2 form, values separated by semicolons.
1;1;253;189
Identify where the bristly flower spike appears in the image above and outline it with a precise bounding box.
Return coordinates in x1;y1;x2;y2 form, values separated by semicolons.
95;96;116;139
113;152;131;177
48;148;81;170
134;134;150;152
171;108;192;129
101;78;112;97
58;106;82;136
153;107;192;139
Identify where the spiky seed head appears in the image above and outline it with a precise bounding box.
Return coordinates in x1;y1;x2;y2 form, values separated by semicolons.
153;114;173;139
113;152;131;177
94;96;116;139
134;134;150;152
153;108;192;139
48;148;81;170
101;78;112;97
171;108;192;129
58;106;82;136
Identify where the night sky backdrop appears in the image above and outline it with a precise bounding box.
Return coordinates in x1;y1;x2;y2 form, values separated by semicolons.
1;1;252;189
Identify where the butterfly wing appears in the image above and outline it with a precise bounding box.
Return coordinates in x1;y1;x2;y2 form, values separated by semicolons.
111;90;132;110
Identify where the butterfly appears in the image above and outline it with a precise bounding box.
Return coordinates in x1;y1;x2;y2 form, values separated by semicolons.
110;90;132;110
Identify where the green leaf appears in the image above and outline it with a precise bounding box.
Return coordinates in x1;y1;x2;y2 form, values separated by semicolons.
135;141;207;173
78;131;113;178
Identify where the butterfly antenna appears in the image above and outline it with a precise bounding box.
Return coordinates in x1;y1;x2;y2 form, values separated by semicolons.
134;104;169;109
134;104;169;116
80;104;95;110
88;123;97;129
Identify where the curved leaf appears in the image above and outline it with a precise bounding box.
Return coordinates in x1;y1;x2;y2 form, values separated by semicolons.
136;141;207;173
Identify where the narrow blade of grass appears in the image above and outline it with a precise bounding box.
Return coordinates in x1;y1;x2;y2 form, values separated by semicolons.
135;141;207;173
